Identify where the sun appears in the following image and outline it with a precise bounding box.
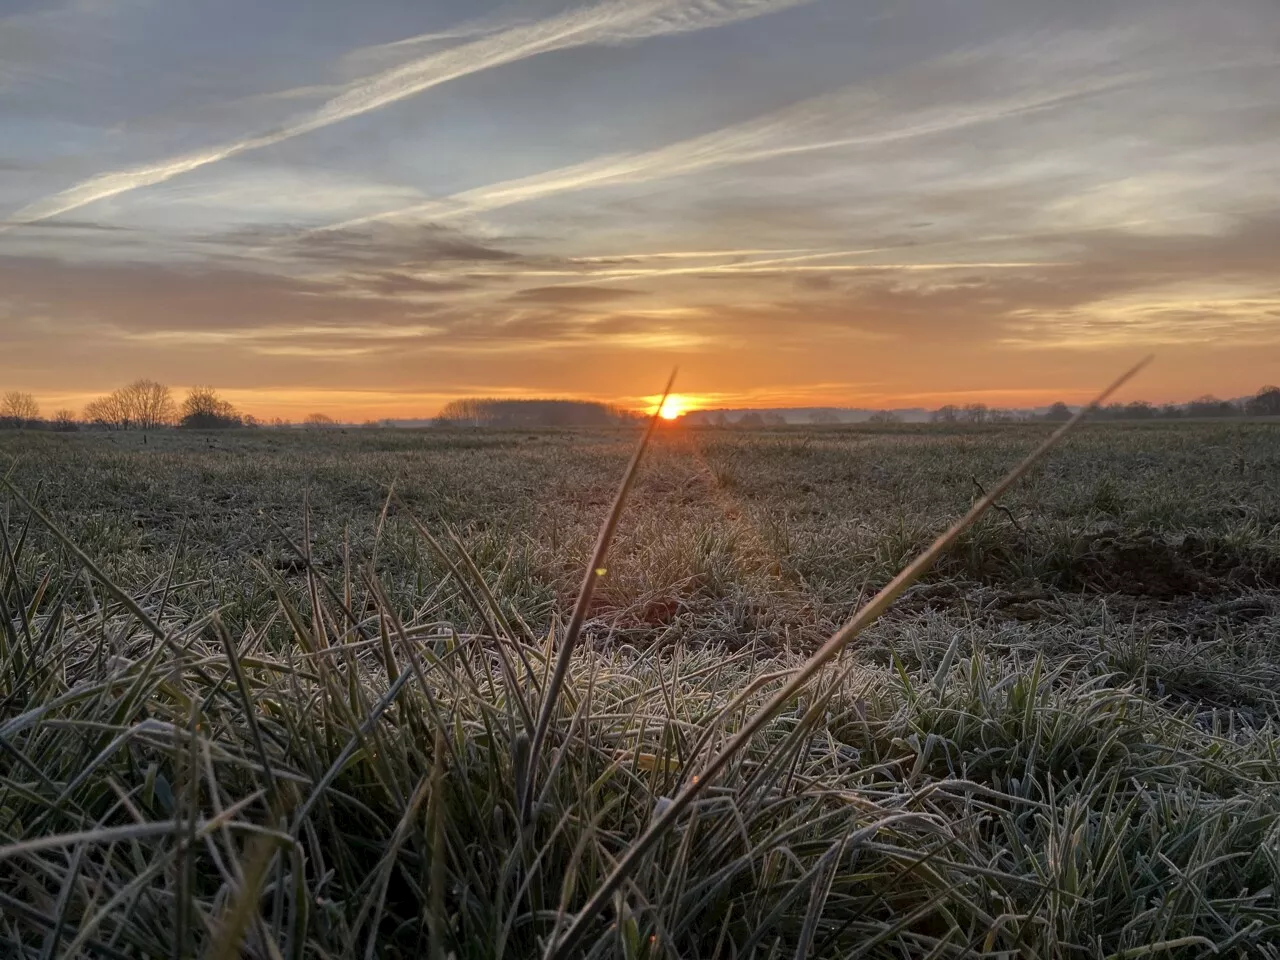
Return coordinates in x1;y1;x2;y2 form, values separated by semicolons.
657;395;689;420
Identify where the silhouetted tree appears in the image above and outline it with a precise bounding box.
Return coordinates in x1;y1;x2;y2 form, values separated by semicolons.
735;412;765;428
809;410;841;424
180;386;243;429
122;379;176;429
1185;395;1239;418
304;413;337;428
83;380;175;429
84;392;127;429
1043;402;1072;422
961;403;988;424
0;391;39;427
1246;386;1280;417
931;405;958;423
435;398;636;428
868;410;899;423
52;410;78;432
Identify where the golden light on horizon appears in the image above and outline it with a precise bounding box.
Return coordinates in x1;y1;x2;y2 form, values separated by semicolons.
657;394;691;420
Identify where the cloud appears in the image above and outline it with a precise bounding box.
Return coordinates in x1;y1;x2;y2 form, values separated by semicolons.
509;285;649;304
309;25;1280;237
237;221;528;268
2;0;816;230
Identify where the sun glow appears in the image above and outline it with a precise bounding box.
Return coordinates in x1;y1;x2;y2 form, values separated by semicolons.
657;394;690;420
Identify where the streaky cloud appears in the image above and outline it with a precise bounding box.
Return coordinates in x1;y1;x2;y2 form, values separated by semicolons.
313;33;1257;237
1;0;817;231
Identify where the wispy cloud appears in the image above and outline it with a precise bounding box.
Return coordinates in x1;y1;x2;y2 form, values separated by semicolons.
2;0;815;230
487;249;1074;286
1002;283;1280;348
312;36;1280;236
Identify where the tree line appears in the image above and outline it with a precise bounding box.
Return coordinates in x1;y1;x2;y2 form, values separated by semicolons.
928;386;1280;423
0;382;255;431
5;383;1280;432
435;398;640;428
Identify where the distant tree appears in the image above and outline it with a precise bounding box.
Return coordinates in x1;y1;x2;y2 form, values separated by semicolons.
931;405;958;424
121;379;176;429
1043;402;1072;422
735;411;765;428
436;398;636;428
760;412;787;426
83;379;175;429
304;413;337;428
1158;404;1184;419
180;386;243;429
1246;386;1280;417
961;403;988;424
84;392;127;429
809;410;841;424
868;410;899;424
0;391;39;427
1185;395;1240;418
436;399;480;426
988;409;1018;424
52;410;78;432
705;411;728;427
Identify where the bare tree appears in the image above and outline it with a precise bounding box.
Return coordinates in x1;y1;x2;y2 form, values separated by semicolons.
931;405;958;424
1246;386;1280;417
180;386;242;428
961;403;988;424
435;398;631;427
304;413;337;428
120;379;176;429
82;380;175;429
52;410;79;432
1185;395;1241;418
868;410;899;424
0;391;39;426
84;392;128;429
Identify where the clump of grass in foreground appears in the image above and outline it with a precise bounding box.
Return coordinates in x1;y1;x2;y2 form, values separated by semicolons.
2;515;1277;958
2;366;1279;958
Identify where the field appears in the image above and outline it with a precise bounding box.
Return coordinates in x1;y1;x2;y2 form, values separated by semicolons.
2;421;1279;958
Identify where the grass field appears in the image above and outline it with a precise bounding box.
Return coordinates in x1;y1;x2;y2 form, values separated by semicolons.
2;421;1279;958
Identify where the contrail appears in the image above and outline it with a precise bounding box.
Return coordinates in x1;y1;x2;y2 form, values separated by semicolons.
309;53;1186;236
309;34;1280;238
2;0;817;230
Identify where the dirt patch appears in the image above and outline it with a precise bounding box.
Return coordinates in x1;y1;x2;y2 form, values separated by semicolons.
1058;531;1280;598
1065;532;1204;598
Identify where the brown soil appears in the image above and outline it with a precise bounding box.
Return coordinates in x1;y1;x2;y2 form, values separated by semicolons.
1061;531;1280;598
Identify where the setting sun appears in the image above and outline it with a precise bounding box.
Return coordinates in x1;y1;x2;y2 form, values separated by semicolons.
657;394;690;420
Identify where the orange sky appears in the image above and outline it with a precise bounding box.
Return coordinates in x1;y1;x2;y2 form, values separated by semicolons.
3;0;1278;420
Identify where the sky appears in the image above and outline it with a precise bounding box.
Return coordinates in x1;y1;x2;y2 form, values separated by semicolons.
2;0;1278;420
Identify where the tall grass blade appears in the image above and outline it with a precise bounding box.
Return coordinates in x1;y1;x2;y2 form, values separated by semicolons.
520;370;676;822
544;355;1153;959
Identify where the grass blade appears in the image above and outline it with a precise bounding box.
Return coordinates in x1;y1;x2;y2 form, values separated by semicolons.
544;355;1153;959
520;370;676;822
